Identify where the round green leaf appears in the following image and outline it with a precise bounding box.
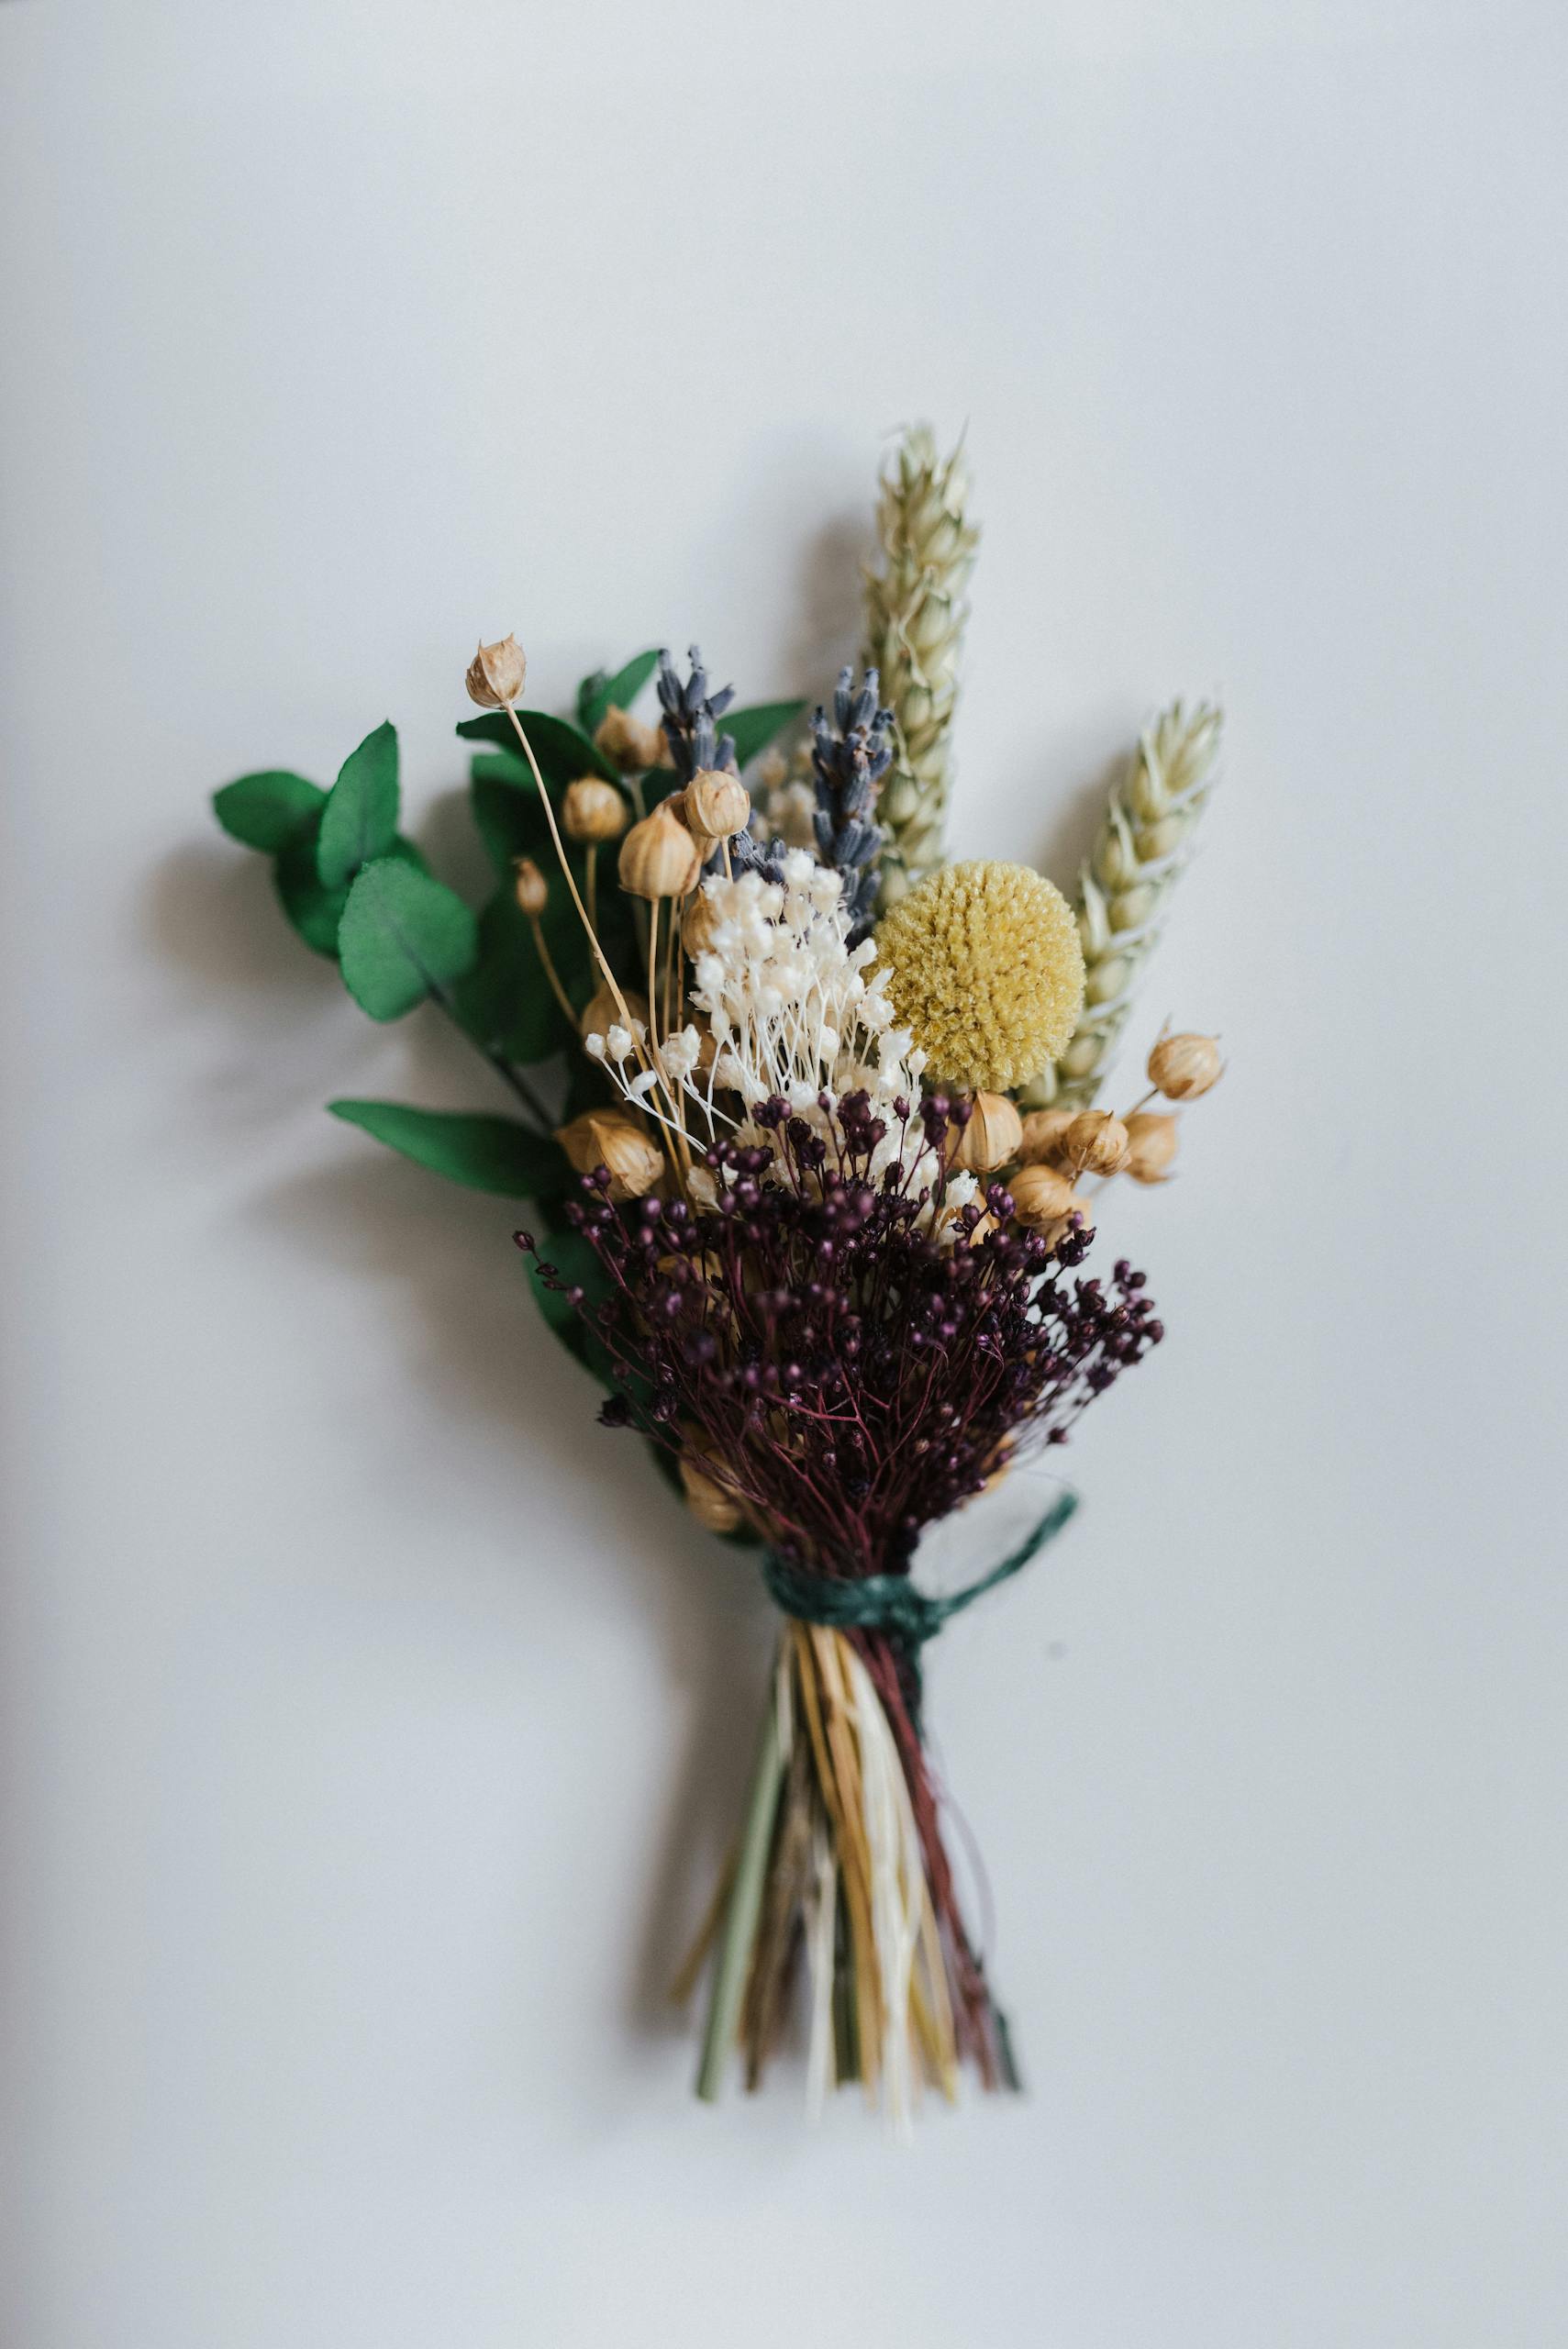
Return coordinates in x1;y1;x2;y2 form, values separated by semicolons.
317;720;400;890
337;855;477;1020
328;1100;564;1198
213;770;324;852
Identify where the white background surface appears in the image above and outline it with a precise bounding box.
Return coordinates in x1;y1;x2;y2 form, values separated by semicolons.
3;3;1566;2343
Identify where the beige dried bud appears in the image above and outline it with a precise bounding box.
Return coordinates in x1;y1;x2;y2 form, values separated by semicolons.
618;801;702;899
593;705;667;774
1147;1030;1223;1100
512;855;549;918
681;886;725;956
1124;1110;1180;1185
562;775;628;843
951;1092;1024;1174
684;769;751;842
1062;1108;1130;1177
679;1453;744;1535
465;633;526;709
1016;1108;1075;1167
579;985;649;1051
555;1108;663;1199
1007;1163;1095;1239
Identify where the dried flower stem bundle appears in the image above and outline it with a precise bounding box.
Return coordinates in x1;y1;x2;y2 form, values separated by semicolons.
863;427;979;908
209;419;1224;2124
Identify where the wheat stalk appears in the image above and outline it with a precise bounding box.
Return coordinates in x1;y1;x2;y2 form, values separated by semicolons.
1019;699;1223;1110
862;426;979;908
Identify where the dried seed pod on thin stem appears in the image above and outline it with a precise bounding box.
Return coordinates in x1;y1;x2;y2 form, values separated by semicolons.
1147;1027;1223;1100
1123;1110;1180;1184
1062;1109;1129;1179
950;1092;1023;1174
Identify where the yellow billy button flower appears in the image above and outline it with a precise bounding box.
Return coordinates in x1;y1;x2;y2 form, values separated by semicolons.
873;860;1085;1092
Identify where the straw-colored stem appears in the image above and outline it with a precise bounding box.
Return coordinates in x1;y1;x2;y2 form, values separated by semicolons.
499;702;639;1041
526;912;576;1029
695;1673;787;2102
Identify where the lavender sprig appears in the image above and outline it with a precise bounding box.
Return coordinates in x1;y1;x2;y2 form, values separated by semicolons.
656;645;739;784
808;664;893;943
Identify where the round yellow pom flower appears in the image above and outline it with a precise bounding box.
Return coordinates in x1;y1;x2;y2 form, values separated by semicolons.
873;860;1085;1092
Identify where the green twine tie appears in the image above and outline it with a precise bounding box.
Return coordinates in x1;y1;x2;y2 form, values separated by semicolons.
762;1487;1078;1700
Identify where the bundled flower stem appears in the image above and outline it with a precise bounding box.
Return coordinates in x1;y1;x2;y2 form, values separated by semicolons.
520;845;1162;2110
208;419;1223;2123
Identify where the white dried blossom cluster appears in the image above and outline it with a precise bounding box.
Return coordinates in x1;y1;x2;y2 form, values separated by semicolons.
585;853;976;1223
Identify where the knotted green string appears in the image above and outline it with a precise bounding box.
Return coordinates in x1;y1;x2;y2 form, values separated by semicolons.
762;1488;1078;1686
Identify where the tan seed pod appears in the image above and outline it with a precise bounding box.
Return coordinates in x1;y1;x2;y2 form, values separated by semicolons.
1007;1163;1095;1238
1124;1110;1180;1184
562;775;628;843
555;1108;663;1199
618;801;702;900
1147;1029;1223;1099
512;855;548;917
1063;1108;1130;1177
679;1453;744;1534
684;769;751;842
579;985;649;1051
681;886;725;956
465;633;526;709
593;705;667;774
951;1091;1024;1174
1016;1108;1075;1166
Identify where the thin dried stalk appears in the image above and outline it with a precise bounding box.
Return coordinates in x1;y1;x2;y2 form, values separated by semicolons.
863;426;979;908
1021;699;1223;1110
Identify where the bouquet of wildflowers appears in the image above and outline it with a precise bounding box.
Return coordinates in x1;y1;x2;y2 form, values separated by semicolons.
211;431;1222;2118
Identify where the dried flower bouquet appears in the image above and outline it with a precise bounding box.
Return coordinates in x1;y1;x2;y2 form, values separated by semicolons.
210;430;1222;2119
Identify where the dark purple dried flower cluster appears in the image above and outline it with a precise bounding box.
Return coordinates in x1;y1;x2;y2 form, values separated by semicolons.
519;1091;1160;1580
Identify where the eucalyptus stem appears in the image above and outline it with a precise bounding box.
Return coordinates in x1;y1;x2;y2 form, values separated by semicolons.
696;1668;787;2102
428;986;552;1130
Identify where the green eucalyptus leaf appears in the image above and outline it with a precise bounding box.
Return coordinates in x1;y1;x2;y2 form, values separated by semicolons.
317;720;399;889
337;855;477;1020
273;823;424;960
727;700;807;770
576;667;611;731
580;649;660;739
328;1099;564;1199
455;707;618;785
213;771;324;852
